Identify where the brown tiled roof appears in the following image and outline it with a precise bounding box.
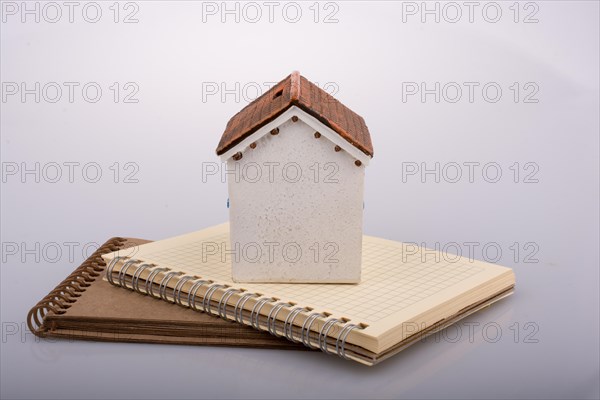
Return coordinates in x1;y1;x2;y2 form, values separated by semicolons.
215;71;373;157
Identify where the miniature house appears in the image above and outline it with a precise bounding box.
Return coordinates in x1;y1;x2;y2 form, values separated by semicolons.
216;71;374;283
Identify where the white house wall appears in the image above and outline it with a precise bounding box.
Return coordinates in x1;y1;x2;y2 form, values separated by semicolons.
227;117;365;283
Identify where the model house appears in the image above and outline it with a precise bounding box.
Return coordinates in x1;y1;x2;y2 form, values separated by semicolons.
216;71;373;283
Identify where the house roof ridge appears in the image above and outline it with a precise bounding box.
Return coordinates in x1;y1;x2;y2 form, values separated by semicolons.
290;70;300;103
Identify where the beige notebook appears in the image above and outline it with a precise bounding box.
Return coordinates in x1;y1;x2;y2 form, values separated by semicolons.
102;223;515;366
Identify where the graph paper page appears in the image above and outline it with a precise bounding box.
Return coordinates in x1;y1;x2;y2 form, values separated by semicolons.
104;223;513;340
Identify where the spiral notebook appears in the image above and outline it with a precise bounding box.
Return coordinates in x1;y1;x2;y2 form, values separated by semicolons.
28;236;302;349
102;223;515;366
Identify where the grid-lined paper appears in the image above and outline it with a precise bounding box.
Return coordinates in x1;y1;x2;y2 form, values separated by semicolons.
139;231;485;324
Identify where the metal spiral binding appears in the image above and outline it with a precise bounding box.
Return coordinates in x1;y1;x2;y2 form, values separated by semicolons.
158;271;184;301
267;302;292;336
145;267;170;297
106;256;127;286
336;323;359;359
131;263;154;293
283;307;307;342
202;283;226;314
234;292;258;324
301;312;325;348
117;259;141;288
105;261;367;359
217;288;242;319
187;279;211;311
173;275;195;306
250;297;276;330
318;318;341;353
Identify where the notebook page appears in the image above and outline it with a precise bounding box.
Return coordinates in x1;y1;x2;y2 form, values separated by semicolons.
104;223;513;343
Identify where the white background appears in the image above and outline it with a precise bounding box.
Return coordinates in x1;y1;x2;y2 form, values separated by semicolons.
1;1;599;399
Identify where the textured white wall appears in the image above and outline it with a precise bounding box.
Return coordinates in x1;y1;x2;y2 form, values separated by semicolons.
228;117;365;283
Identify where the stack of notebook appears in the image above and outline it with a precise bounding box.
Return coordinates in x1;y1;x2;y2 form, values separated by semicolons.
29;223;515;366
28;237;302;350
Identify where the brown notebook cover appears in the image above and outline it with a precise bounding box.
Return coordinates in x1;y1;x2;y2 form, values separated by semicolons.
27;237;304;350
